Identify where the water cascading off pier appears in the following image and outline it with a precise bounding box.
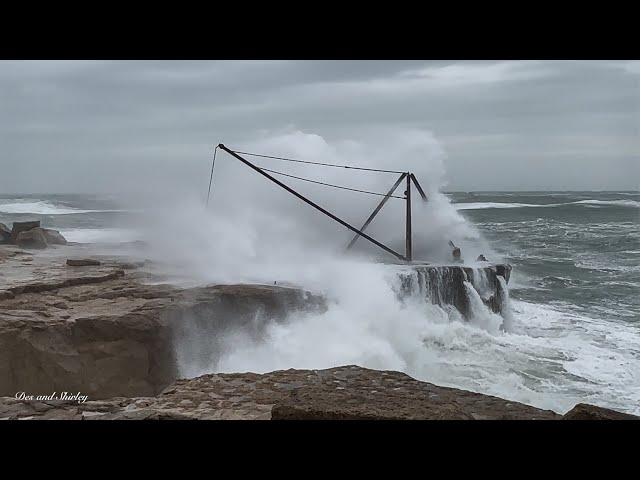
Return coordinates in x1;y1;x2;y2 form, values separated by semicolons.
394;263;512;322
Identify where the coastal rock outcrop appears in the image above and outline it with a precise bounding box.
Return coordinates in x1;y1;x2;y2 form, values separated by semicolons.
0;247;637;421
269;365;556;420
67;258;101;266
42;228;68;245
0;366;562;420
0;255;326;399
15;228;48;249
0;246;516;400
10;220;41;243
2;365;636;420
561;403;639;420
4;220;68;248
0;223;11;244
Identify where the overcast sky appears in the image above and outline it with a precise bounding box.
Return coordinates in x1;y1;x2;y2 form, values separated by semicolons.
1;60;638;193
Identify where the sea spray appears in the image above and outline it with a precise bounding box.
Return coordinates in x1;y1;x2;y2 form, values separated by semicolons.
129;130;640;416
463;280;504;333
497;275;514;332
2;191;633;416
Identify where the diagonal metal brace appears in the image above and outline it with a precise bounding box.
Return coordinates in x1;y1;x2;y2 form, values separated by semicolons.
217;144;407;261
347;173;407;250
410;174;428;202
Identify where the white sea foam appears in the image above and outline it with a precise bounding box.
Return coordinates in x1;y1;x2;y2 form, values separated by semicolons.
208;275;640;416
1;127;637;416
456;202;544;210
0;200;122;215
61;228;140;244
573;199;640;207
455;199;640;210
123;129;639;416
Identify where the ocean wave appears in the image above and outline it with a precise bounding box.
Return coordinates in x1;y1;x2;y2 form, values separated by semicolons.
0;201;123;215
455;202;543;210
573;199;640;207
574;260;640;273
60;228;140;244
455;199;640;210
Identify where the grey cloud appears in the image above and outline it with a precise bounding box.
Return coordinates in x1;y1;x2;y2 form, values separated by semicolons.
0;60;638;193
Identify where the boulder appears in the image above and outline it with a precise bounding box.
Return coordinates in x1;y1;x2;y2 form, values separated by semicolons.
15;228;47;249
562;403;639;420
42;228;67;246
66;258;101;266
270;366;559;420
10;220;40;243
0;223;11;244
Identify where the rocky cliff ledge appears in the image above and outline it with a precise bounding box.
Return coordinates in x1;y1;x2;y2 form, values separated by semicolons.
0;245;325;399
0;244;512;400
1;245;637;421
1;365;637;420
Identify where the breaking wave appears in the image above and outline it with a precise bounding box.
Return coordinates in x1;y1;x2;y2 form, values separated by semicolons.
455;199;640;210
60;228;140;244
0;200;122;215
209;263;640;416
142;129;640;416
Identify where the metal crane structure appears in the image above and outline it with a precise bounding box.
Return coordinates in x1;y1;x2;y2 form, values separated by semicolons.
208;143;428;263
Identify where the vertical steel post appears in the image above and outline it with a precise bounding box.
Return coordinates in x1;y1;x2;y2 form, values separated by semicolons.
405;173;412;262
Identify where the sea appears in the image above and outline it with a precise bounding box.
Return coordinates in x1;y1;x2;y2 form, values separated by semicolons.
1;191;639;415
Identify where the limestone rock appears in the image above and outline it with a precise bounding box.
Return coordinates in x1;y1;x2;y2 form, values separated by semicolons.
42;228;68;245
116;262;142;270
0;223;11;244
5;270;125;296
270;366;559;420
0;366;564;420
10;220;40;243
562;403;639;420
67;258;101;266
15;228;48;249
0;266;325;400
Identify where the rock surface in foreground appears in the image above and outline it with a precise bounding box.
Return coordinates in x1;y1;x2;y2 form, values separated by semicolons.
66;258;101;266
1;365;636;420
269;365;556;420
561;403;639;420
0;366;561;420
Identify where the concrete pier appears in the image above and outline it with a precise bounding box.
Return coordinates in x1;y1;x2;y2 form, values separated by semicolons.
396;263;512;319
